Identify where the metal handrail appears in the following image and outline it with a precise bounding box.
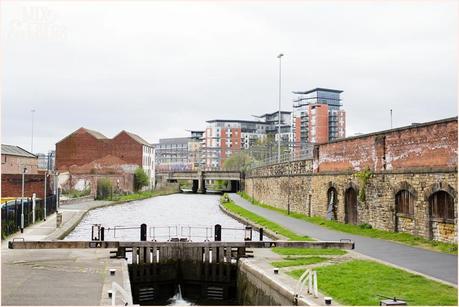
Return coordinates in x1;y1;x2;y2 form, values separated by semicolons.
111;281;133;306
294;269;318;303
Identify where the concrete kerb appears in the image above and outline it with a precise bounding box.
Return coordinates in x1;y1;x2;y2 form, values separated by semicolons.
218;202;286;241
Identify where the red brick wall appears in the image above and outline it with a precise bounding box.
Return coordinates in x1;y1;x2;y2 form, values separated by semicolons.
315;118;457;172
56;130;110;170
111;132;142;165
56;129;145;171
1;174;53;198
385;120;457;170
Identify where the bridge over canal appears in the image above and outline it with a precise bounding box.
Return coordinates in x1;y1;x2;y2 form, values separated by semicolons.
157;170;242;193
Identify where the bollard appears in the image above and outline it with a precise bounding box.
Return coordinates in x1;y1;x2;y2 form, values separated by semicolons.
244;226;252;241
214;224;222;241
140;224;147;241
324;297;332;305
32;193;36;223
259;228;264;241
100;227;105;241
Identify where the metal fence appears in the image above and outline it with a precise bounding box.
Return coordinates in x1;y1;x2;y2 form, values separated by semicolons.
249;147;313;169
1;195;57;238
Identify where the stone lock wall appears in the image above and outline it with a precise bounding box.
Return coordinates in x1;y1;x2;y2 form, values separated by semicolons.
245;118;458;244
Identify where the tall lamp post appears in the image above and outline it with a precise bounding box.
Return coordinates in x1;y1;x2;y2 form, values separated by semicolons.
277;53;284;163
21;167;28;233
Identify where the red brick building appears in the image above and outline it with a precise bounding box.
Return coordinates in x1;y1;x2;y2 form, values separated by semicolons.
1;144;52;199
56;128;155;193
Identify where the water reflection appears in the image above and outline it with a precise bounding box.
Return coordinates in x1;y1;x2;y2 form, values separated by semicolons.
65;193;260;242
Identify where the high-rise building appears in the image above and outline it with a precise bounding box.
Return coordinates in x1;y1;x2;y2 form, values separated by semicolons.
292;88;345;149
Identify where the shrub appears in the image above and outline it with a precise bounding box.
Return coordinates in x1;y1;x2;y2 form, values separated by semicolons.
134;167;150;192
96;178;112;200
359;223;373;229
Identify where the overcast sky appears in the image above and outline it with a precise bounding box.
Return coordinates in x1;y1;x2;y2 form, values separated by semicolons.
1;0;457;154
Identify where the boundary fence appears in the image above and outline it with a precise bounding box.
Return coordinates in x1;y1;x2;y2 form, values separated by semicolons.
1;195;57;238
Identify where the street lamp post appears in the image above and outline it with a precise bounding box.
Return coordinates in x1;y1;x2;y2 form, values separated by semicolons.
20;167;28;233
277;53;284;163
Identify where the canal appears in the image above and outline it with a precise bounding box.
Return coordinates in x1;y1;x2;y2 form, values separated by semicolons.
66;193;260;242
65;193;262;305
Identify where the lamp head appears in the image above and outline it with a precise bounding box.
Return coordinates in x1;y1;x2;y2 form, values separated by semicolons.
277;53;284;58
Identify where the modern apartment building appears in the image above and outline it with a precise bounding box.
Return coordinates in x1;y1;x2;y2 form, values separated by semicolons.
292;88;346;148
154;131;204;172
203;111;291;169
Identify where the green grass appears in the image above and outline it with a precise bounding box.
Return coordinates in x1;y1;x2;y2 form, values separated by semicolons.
272;256;327;268
63;188;91;198
289;260;458;306
112;188;178;202
238;191;458;255
220;197;312;241
272;247;347;256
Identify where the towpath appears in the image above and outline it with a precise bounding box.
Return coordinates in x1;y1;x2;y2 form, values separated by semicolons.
229;193;458;285
1;199;131;306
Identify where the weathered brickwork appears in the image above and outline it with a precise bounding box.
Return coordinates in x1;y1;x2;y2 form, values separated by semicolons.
315;118;457;172
245;117;458;244
1;174;53;199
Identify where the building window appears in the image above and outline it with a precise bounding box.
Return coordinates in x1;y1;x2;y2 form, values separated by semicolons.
395;190;414;216
429;191;454;221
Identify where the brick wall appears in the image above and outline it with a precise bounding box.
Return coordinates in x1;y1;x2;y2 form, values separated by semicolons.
111;131;142;165
1;155;39;174
56;129;147;171
59;173;134;197
56;130;110;170
245;117;458;244
315;118;457;172
1;174;53;198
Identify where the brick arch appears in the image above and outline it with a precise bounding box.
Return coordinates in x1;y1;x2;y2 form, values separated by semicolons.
424;182;457;201
393;181;418;199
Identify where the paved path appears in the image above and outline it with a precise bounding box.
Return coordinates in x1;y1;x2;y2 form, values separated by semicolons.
229;193;458;285
1;199;131;306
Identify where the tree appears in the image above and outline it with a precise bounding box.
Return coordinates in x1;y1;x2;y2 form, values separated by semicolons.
134;167;150;191
222;151;253;172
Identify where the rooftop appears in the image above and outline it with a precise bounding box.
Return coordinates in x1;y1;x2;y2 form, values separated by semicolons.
1;144;37;158
117;130;151;146
292;87;343;95
206;119;269;124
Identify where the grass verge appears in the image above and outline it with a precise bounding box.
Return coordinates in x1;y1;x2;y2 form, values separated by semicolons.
272;257;327;268
272;247;347;256
220;196;312;241
289;260;458;306
238;191;458;254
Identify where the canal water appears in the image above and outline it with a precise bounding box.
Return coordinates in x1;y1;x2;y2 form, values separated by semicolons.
66;193;260;242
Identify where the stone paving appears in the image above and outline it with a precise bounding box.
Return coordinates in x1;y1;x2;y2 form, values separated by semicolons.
1;199;131;306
